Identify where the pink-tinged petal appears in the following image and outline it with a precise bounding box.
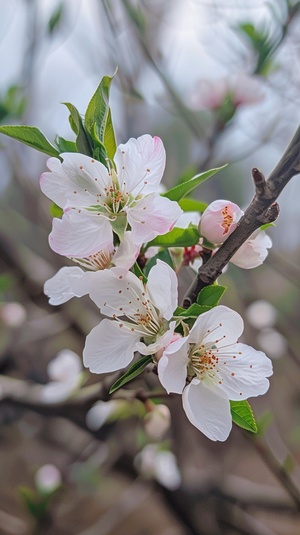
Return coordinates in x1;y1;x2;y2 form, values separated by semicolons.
44;266;89;305
230;74;264;106
114;135;166;196
87;268;145;317
40;153;110;208
182;380;232;441
216;342;272;400
112;231;140;270
189;306;244;347
199;200;243;245
83;319;140;374
147;260;178;320
157;336;189;394
49;209;113;257
136;321;176;356
126;194;182;244
230;231;272;269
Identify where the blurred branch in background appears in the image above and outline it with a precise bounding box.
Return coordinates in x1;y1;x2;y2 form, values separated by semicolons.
1;1;300;534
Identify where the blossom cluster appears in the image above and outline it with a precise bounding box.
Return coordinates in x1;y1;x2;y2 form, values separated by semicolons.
42;134;273;442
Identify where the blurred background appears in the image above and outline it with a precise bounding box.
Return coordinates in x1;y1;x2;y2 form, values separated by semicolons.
1;1;300;534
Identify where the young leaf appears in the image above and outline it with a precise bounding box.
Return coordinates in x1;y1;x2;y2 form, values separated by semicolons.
0;125;60;158
144;249;174;277
84;73;117;160
196;285;226;307
55;135;77;153
162;165;227;202
176;304;211;318
63;102;92;156
179;198;208;213
148;227;200;248
230;400;258;433
109;355;153;394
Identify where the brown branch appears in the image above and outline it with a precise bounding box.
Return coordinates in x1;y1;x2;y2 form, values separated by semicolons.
183;125;300;307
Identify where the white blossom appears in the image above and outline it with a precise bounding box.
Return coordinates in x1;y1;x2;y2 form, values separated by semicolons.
158;306;272;441
40;135;182;257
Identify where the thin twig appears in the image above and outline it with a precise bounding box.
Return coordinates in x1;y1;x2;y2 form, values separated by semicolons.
183;124;300;307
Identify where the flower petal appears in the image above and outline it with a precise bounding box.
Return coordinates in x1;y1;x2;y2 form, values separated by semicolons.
189;305;244;347
216;342;273;400
49;209;113;257
44;266;89;305
112;231;139;270
114;135;166;196
87;268;145;318
157;336;189;394
147;260;178;320
83;319;140;374
230;230;272;269
126;194;182;244
40;153;110;208
182;380;232;441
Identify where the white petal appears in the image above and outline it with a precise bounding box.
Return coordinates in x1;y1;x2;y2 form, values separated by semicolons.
114;135;166;196
147;260;178;320
126;194;182;244
216;342;273;400
83;319;140;373
183;380;232;441
44;266;89;305
49;209;113;257
87;268;145;317
189;305;244;347
112;231;139;270
40;153;110;208
157;336;189;394
230;231;272;269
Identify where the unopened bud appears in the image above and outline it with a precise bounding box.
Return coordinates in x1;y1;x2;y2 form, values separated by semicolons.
199;200;243;244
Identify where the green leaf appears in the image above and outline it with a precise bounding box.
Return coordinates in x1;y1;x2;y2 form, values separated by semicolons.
49;202;63;218
55;135;77;153
0;125;60;158
230;400;258;433
63;102;92;156
84;73;117;160
148;227;200;248
175;304;211;318
260;222;275;231
197;285;226;307
144;249;174;277
109;355;153;394
179;198;208;213
162;165;227;202
132;262;147;283
48;2;64;34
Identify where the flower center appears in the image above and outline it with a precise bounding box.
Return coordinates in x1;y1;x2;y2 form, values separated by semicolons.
70;249;113;271
189;345;219;382
221;206;233;235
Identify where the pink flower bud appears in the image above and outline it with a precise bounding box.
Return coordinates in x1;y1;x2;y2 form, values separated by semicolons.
199;200;243;244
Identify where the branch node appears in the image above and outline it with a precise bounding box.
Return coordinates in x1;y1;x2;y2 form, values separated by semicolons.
263;202;280;224
252;167;266;196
